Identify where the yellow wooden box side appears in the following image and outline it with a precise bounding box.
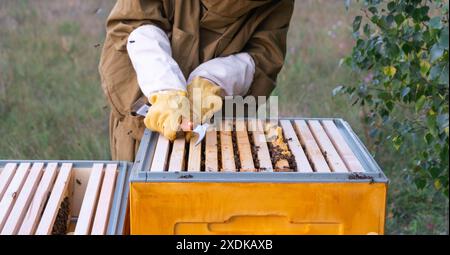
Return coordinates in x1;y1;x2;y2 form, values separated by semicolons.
130;182;387;235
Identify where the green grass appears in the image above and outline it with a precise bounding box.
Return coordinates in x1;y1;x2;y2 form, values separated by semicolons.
0;0;448;234
0;0;111;160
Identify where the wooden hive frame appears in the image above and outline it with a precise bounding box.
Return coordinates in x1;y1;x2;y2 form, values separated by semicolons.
144;119;365;173
0;162;123;235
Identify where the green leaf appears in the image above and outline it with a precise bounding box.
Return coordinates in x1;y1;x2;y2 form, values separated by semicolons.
427;115;438;137
430;167;441;179
420;6;430;14
402;43;412;54
353;16;362;32
363;23;371;37
420;60;431;76
383;66;397;77
401;87;411;99
386;100;394;111
424;132;433;144
394;14;405;25
415;95;426;112
429;17;442;29
437;114;449;132
386;14;394;26
405;4;415;15
430;44;444;62
387;2;396;11
419;6;430;21
434;179;442;190
415;178;427;189
439;63;449;84
412;8;422;22
429;64;442;80
439;27;449;49
392;135;403;150
386;43;400;58
429;63;448;83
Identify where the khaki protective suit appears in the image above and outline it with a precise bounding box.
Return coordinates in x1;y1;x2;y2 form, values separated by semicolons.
99;0;294;161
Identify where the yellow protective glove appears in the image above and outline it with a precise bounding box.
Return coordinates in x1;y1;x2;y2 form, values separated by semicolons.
144;90;190;141
187;77;223;126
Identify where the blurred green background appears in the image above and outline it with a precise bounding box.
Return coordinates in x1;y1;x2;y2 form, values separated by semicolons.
0;0;448;234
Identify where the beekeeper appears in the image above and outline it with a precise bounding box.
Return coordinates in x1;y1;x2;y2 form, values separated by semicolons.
99;0;294;161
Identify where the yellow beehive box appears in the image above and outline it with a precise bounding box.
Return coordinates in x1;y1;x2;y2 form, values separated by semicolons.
129;118;388;235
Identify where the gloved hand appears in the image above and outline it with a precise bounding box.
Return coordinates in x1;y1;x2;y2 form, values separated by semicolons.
144;90;190;141
187;77;223;126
